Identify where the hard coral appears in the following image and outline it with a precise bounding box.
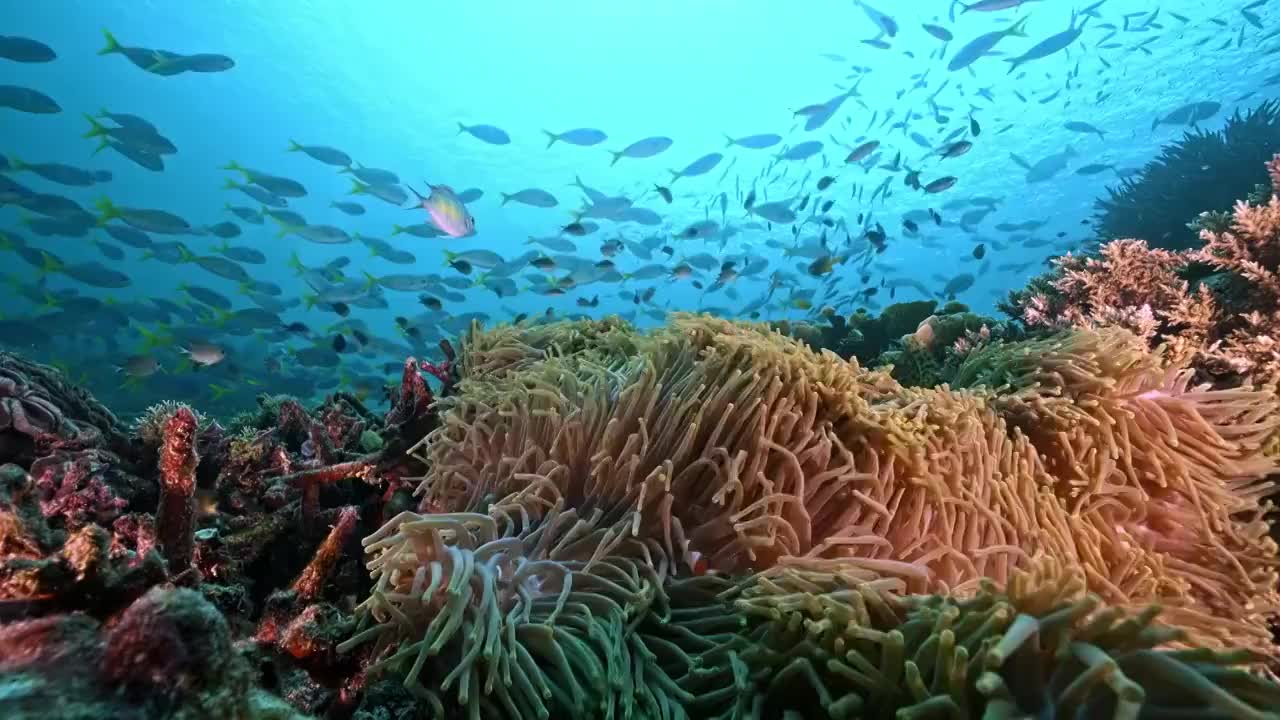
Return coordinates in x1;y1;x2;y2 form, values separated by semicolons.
1;352;125;465
0;587;306;720
1010;154;1280;391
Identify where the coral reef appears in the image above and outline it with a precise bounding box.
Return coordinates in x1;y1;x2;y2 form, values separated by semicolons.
342;314;1280;718
772;300;1017;388
0;586;308;719
0;350;450;718
3;308;1279;718
1006;154;1280;392
1096;100;1280;251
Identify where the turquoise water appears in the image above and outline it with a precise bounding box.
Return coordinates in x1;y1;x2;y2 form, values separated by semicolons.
1;0;1274;418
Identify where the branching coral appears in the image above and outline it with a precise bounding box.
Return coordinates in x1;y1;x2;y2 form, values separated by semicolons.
1009;154;1280;391
344;314;1280;717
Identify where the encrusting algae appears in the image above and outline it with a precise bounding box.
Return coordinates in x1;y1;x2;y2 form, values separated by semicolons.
341;313;1280;719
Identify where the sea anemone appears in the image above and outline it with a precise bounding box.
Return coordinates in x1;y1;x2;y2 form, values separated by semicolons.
342;315;1280;717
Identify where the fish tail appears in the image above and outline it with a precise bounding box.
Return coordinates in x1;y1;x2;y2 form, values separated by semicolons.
221;160;244;173
6;154;22;170
391;224;404;235
176;246;195;263
98;28;121;55
38;250;62;275
82;113;107;139
1008;16;1030;37
348;179;365;195
722;133;736;148
668;170;681;184
93;196;120;225
456;121;467;135
221;177;239;190
608;150;622;167
287;139;301;152
361;271;379;290
500;192;512;206
288;251;304;274
541;129;558;149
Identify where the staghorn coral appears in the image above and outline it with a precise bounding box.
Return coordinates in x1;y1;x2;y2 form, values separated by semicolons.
1008;154;1280;392
1194;157;1280;388
344;314;1280;717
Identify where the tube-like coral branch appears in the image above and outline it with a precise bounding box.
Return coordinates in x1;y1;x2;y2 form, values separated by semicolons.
155;406;199;572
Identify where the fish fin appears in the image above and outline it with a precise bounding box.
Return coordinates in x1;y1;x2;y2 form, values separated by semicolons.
82;113;108;139
1008;16;1030;37
93;196;120;225
391;224;404;235
541;129;558;149
608;150;623;167
221;160;244;173
97;28;121;55
347;179;367;195
221;177;238;190
456;122;468;134
287;139;301;152
500;192;511;206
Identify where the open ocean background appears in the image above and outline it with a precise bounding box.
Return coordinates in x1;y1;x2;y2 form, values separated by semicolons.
1;0;1276;420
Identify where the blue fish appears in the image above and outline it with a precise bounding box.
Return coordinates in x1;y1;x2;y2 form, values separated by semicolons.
669;152;724;182
1005;11;1088;73
609;136;673;165
948;17;1029;71
457;122;511;145
541;127;607;148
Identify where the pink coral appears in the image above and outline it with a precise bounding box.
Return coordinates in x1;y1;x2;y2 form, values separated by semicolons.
31;450;128;529
1017;154;1280;390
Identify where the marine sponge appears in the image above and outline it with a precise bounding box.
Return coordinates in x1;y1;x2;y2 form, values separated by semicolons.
133;400;205;448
